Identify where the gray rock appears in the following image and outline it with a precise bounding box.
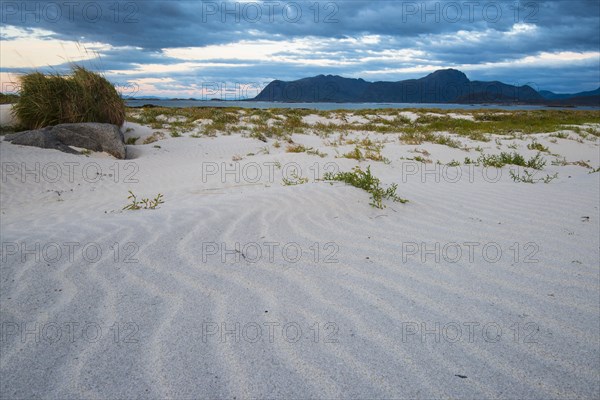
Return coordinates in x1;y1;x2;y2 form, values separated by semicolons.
5;123;126;159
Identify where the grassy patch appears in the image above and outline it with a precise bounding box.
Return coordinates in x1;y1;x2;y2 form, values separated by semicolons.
510;170;558;184
282;172;309;186
324;165;407;209
399;131;462;148
286;143;307;153
478;152;546;169
127;106;241;135
527;140;549;152
341;137;390;163
306;148;328;158
14;66;125;129
123;191;164;210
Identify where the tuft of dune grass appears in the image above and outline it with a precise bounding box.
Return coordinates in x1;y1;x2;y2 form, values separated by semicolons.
13;66;125;129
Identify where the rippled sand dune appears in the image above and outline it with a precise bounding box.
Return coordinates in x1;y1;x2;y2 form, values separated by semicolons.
1;113;599;399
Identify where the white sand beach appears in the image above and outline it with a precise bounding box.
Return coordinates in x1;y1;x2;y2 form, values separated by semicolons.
1;108;599;398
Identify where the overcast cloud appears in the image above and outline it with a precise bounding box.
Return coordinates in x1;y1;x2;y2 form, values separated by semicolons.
1;0;599;97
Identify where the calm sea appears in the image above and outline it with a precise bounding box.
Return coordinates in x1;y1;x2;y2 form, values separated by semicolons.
125;99;599;111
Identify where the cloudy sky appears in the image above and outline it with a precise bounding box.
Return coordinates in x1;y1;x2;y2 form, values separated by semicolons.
1;0;599;98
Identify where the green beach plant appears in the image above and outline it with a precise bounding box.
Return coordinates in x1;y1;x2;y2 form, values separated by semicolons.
13;66;125;129
527;140;549;152
123;191;164;210
282;171;309;186
478;152;546;170
510;170;558;184
324;165;407;209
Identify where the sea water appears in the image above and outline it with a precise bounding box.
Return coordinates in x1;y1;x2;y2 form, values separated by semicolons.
125;100;598;111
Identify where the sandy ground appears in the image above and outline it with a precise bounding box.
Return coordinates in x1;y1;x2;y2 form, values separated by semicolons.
1;111;599;399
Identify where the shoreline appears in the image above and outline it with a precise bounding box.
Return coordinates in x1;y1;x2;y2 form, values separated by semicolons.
124;99;600;111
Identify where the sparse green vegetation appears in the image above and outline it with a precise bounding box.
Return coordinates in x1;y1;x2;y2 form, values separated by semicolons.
286;143;307;153
249;129;268;142
478;152;546;170
340;145;390;163
399;131;463;148
123;107;599;156
527;140;549;152
510;170;558;184
340;137;390;163
143;132;165;144
412;155;432;163
550;132;569;139
126;137;139;145
282;172;309;186
123;191;164;210
341;146;364;160
306;148;328;158
324;165;407;209
127;106;241;136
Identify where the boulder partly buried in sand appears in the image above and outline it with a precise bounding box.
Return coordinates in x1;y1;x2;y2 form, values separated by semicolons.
5;123;126;159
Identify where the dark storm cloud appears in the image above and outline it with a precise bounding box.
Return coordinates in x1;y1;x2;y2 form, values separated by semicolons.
1;0;599;93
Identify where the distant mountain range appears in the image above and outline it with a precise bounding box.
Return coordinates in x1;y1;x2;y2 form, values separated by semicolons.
252;69;600;106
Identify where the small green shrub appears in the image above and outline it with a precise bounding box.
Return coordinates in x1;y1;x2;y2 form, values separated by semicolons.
123;191;164;210
478;152;546;170
286;143;307;153
14;66;125;129
550;132;569;139
527;140;549;152
249;130;268;142
324;165;407;209
306;148;327;158
510;170;558;184
125;137;139;145
412;155;431;163
342;146;364;160
341;142;389;163
282;172;309;186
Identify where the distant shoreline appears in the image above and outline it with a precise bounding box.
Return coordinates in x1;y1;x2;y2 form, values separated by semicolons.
124;99;600;111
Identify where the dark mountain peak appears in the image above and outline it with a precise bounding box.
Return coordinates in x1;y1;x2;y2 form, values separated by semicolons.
252;69;600;104
303;74;348;82
423;69;470;83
